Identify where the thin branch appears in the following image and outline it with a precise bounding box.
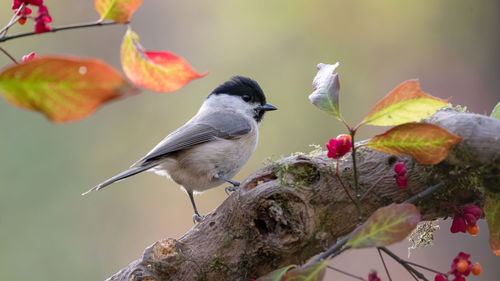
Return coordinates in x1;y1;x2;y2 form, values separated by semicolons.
327;265;366;281
0;3;24;37
0;46;17;64
377;248;392;281
311;234;353;263
0;20;127;43
404;183;443;204
379;247;428;281
350;129;362;223
404;260;448;277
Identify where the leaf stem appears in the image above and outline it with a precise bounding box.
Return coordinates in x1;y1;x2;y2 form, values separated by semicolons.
0;20;127;43
327;265;366;281
0;46;18;64
379;247;428;281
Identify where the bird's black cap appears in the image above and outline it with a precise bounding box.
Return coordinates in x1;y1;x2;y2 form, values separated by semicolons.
209;76;267;105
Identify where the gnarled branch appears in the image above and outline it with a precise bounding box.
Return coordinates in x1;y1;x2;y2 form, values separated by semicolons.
107;109;500;281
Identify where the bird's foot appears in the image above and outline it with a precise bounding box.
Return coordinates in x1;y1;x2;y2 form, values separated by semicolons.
193;213;204;224
225;182;240;195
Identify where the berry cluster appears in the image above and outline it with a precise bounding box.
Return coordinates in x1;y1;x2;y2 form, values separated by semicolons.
12;0;51;34
435;252;481;281
393;161;407;188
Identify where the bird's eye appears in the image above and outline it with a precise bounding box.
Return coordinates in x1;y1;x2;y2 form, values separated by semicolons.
241;94;252;102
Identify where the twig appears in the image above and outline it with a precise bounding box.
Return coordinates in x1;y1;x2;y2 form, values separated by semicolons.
327;265;366;281
0;20;126;43
0;3;24;37
377;248;392;281
0;46;17;64
404;183;443;204
404;260;448;277
350;129;362;223
379;247;428;281
311;234;353;263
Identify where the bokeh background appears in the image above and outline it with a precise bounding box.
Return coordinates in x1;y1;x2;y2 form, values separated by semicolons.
1;0;499;280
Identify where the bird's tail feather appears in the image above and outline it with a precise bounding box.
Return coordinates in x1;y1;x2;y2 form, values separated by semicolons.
82;163;157;196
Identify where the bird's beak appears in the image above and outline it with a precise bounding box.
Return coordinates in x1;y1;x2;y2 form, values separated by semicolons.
259;103;277;111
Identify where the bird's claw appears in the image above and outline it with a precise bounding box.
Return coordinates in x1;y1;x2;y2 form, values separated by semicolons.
225;183;240;195
193;213;204;224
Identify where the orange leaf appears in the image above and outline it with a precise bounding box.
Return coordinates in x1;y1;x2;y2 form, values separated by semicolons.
367;123;462;164
94;0;143;23
121;28;207;92
360;80;448;127
0;56;139;123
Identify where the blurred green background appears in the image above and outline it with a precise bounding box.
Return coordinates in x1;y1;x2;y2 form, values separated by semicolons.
1;1;499;280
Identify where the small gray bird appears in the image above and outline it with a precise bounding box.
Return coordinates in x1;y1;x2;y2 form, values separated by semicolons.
83;76;277;222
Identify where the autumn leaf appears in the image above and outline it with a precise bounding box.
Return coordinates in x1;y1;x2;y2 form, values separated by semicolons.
0;56;139;123
94;0;143;23
491;102;500;120
308;62;342;120
366;123;462;165
256;265;296;281
359;80;447;127
121;28;207;92
347;203;421;248
484;194;500;256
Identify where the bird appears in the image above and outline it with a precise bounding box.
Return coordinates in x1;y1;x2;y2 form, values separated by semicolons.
82;76;277;222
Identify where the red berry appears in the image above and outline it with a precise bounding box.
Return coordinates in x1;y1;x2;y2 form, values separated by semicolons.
456;259;468;273
472;262;481;275
466;224;479;236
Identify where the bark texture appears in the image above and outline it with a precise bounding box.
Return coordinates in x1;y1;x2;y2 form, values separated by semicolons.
107;109;500;281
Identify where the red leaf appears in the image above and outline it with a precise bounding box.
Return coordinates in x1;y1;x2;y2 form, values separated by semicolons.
121;28;207;92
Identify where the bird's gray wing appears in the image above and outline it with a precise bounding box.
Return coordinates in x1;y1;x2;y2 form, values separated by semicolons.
135;111;251;166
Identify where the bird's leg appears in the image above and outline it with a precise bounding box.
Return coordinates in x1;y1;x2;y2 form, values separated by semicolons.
218;176;240;195
187;190;203;223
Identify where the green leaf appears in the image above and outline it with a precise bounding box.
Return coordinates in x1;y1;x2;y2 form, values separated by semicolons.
491;102;500;120
360;80;447;127
0;56;139;123
94;0;143;23
484;193;500;256
282;261;327;281
256;265;296;281
347;203;421;248
308;62;342;120
366;123;462;165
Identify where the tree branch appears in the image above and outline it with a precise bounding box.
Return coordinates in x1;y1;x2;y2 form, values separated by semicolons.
0;20;126;43
106;109;500;281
